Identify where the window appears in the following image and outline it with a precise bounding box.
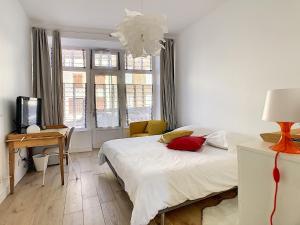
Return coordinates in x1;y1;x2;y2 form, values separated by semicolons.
125;54;153;123
95;75;119;128
61;48;158;131
63;71;87;128
125;73;153;123
125;54;152;71
62;49;87;129
62;49;86;68
92;50;119;69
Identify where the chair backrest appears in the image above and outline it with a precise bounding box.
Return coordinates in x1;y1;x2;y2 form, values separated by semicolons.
146;120;167;135
129;121;148;136
65;127;75;151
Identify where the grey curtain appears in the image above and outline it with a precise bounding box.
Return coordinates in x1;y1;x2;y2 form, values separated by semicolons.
160;39;177;130
51;30;64;124
32;27;54;126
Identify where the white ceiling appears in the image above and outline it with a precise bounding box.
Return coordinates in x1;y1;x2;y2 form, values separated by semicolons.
18;0;226;34
61;37;122;49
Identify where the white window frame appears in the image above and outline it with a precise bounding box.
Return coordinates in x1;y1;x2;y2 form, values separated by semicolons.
125;54;152;71
62;48;87;68
124;53;155;125
91;70;122;131
62;47;91;132
92;49;120;70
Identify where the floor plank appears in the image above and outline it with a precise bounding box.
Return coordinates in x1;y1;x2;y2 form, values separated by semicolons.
114;190;132;223
95;173;115;203
63;211;84;225
83;206;105;225
83;196;100;210
105;169;122;193
64;182;82;215
81;172;98;199
101;201;127;225
32;199;65;225
78;157;94;173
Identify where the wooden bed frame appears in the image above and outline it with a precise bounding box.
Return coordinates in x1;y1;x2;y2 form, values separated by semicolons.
105;156;238;225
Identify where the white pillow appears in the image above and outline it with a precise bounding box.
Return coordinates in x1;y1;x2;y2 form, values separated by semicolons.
225;132;257;153
206;130;228;150
174;125;215;136
175;126;255;153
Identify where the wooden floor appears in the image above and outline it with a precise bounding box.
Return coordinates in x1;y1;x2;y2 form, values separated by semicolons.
0;151;236;225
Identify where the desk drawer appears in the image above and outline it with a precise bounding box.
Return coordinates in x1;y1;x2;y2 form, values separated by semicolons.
9;139;60;148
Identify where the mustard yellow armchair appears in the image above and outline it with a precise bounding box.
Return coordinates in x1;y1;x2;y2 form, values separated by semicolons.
129;120;167;137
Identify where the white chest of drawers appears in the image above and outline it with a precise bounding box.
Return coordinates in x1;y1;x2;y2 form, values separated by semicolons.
237;141;300;225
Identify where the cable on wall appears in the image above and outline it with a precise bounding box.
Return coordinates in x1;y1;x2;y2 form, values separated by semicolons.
270;152;280;225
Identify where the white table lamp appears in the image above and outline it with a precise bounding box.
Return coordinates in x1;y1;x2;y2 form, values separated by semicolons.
262;88;300;154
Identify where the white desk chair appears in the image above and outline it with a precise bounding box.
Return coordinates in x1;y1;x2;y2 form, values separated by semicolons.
42;127;79;185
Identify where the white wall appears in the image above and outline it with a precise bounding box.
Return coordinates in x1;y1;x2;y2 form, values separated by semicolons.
0;0;31;202
176;0;300;136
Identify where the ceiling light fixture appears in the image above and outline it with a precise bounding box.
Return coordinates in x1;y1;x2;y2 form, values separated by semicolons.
111;1;168;58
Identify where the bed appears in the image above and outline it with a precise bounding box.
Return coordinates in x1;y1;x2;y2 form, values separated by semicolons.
98;128;239;225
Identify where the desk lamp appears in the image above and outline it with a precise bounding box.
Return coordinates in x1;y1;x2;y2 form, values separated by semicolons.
262;88;300;154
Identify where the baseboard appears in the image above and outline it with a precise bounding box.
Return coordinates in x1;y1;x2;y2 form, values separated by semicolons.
69;147;92;153
0;186;9;204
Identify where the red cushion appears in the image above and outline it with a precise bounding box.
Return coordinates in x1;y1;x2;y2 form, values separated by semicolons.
167;136;206;151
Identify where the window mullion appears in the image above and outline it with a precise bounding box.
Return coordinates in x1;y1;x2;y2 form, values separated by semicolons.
73;83;76;127
134;85;136;108
142;85;145;108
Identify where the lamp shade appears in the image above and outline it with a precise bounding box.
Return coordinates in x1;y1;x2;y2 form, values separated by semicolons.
262;88;300;122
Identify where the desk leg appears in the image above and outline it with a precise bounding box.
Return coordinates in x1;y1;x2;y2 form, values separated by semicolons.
27;147;34;171
8;145;15;194
160;213;165;225
58;137;65;185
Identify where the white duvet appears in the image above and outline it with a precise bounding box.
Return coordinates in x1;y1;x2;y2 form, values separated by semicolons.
98;135;238;225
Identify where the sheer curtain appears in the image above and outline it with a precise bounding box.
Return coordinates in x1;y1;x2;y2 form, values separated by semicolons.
160;39;177;130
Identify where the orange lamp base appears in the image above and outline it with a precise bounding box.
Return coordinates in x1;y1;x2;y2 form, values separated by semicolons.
270;122;300;154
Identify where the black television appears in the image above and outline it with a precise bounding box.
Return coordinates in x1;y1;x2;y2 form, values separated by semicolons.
16;96;42;133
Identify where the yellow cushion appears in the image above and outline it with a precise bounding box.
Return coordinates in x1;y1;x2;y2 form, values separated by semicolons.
146;120;167;135
159;130;193;144
131;133;150;137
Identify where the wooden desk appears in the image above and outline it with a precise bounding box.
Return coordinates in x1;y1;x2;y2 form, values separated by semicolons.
6;127;68;194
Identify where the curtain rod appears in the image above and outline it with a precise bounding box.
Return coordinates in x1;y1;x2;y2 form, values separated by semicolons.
45;29;112;36
42;27;175;40
45;28;115;40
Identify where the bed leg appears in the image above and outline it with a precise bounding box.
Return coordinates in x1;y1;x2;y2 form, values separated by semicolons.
160;213;165;225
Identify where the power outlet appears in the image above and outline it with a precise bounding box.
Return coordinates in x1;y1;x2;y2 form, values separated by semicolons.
23;159;28;168
18;158;27;169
